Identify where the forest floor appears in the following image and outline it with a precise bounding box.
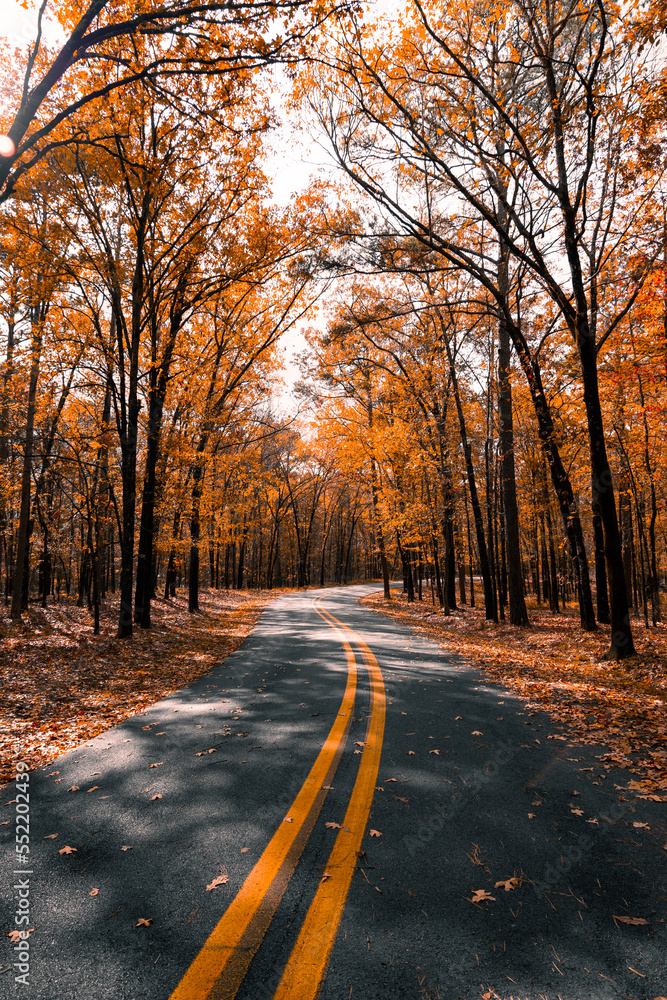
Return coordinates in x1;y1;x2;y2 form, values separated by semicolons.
0;589;272;788
363;590;667;798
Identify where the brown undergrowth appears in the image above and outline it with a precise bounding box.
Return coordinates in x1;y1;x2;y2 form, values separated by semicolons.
0;589;273;787
362;590;667;797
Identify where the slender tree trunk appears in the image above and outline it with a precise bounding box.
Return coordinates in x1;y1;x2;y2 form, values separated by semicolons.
497;237;529;625
11;316;43;619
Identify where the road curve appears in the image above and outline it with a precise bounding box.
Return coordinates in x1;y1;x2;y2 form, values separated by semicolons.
1;583;666;1000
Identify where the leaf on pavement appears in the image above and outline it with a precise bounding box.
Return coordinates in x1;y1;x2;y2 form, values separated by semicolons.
470;889;495;903
527;813;536;818
354;741;366;747
375;786;384;791
429;749;440;754
195;749;216;756
149;762;163;768
87;786;100;792
454;716;462;720
495;878;519;891
369;829;382;837
136;918;153;927
570;808;584;816
326;821;341;829
283;817;293;823
471;731;483;735
354;749;362;754
385;778;397;783
407;750;415;755
633;822;650;829
151;794;162;800
121;846;133;851
89;888;99;896
613;915;649;925
240;847;249;853
59;845;77;854
67;786;79;792
206;875;229;890
44;833;58;839
321;873;332;882
7;929;33;942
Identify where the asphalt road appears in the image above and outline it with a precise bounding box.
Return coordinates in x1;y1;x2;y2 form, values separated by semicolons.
1;583;666;1000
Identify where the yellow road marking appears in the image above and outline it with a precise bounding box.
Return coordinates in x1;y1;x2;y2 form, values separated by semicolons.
273;603;386;1000
169;600;358;1000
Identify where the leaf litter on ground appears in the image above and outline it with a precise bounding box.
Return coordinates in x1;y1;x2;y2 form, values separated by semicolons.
0;589;271;786
364;592;667;794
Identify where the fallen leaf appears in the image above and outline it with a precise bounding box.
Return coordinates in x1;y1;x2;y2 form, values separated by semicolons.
633;822;650;829
149;762;163;768
325;821;341;829
59;846;77;854
44;833;58;839
89;888;99;897
321;872;332;882
151;794;162;800
283;817;293;823
570;808;584;816
375;786;384;791
240;847;249;853
527;813;536;818
136;918;153;927
613;915;649;925
471;730;483;736
369;829;382;837
429;749;440;755
385;778;397;783
455;716;462;720
206;875;229;890
121;846;132;851
67;786;79;792
586;818;599;824
354;749;362;754
407;750;415;756
354;741;366;747
470;889;495;903
495;878;519;891
7;929;33;943
87;786;100;792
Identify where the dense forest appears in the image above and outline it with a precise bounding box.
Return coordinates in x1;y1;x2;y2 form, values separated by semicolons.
1;0;665;660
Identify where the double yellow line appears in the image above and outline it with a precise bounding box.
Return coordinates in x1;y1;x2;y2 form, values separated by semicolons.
169;597;386;1000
